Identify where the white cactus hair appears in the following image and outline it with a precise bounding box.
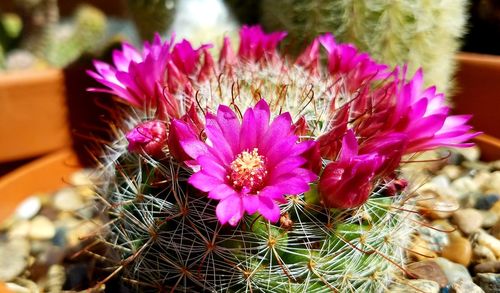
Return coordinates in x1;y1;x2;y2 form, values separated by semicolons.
86;51;422;292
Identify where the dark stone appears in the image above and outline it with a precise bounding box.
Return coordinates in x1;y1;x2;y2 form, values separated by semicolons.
63;263;90;291
475;194;500;210
448;153;466;166
473;273;500;293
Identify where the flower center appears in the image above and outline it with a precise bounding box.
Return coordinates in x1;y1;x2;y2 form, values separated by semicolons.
229;148;268;192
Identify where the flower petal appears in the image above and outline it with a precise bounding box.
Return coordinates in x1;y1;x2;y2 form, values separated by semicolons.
216;195;244;226
217;105;241;154
257;196;281;223
172;120;208;160
189;171;224;193
208;184;238;200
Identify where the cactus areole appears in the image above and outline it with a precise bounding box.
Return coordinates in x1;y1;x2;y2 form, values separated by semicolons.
88;26;478;292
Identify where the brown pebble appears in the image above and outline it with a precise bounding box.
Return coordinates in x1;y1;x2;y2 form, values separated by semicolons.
490;219;500;239
450;278;485;293
474;261;500;274
418;193;458;219
407;260;448;287
452;208;483;234
442;235;472;266
490;201;500;216
472;244;497;264
409;237;437;261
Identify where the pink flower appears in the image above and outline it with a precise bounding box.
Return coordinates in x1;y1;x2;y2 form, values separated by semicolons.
126;120;167;158
295;38;320;75
319;130;384;209
88;34;214;119
87;35;173;110
380;69;479;153
167;105;204;163
172;100;317;226
359;132;408;178
238;25;287;63
318;34;389;89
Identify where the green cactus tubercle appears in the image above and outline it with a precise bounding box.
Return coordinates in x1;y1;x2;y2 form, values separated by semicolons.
94;58;417;291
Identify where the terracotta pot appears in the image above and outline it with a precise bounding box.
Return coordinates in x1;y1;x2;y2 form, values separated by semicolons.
453;52;500;160
0;148;80;293
0;148;81;223
0;68;71;163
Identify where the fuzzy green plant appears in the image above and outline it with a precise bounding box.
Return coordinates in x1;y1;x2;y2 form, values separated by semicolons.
11;1;107;68
14;0;58;59
259;0;468;96
127;0;177;41
95;153;414;292
44;4;107;68
86;26;477;292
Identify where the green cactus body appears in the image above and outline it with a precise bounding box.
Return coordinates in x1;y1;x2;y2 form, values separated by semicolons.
127;0;176;41
99;151;413;292
95;58;417;292
14;0;58;60
45;4;106;68
260;0;468;95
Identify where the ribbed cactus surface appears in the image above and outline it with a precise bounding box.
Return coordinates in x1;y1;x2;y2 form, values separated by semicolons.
97;127;413;292
260;0;468;95
87;24;476;292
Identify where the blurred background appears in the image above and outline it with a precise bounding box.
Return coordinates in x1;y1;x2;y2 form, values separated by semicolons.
0;0;500;176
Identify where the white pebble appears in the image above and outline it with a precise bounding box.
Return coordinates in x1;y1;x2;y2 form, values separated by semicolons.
15;196;41;220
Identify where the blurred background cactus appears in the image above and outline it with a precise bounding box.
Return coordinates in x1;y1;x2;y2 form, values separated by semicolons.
127;0;177;41
258;0;468;96
14;0;59;59
44;4;106;67
0;0;107;70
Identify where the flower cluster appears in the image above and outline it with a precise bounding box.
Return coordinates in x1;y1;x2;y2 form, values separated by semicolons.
89;25;478;226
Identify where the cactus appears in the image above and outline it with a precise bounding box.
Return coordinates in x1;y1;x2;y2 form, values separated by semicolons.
14;0;58;59
87;26;477;292
96;156;414;292
127;0;176;41
45;4;107;68
10;1;107;68
259;0;468;96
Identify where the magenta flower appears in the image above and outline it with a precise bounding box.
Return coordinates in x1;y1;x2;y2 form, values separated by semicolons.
172;100;317;226
359;132;408;178
126;120;167;158
389;69;479;153
238;25;287;63
319;130;384;209
87;34;213;119
318;34;389;89
89;25;479;214
87;35;173;109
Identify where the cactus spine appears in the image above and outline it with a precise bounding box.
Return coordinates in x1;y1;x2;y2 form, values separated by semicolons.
93;59;418;292
260;0;468;95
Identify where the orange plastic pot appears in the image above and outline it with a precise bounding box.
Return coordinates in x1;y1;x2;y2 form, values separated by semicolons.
0;148;81;223
0;68;71;163
454;52;500;161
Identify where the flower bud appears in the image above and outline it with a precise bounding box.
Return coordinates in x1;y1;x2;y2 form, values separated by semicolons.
126;120;167;158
